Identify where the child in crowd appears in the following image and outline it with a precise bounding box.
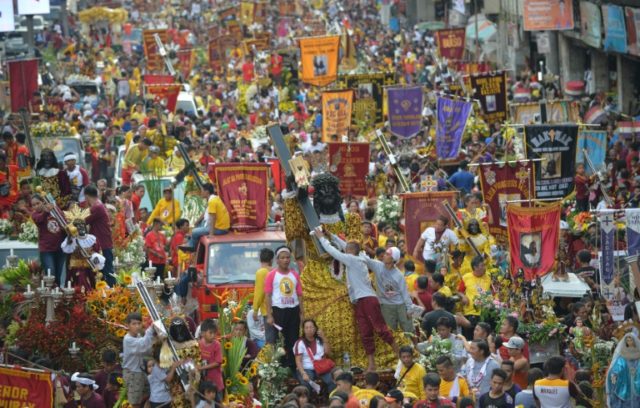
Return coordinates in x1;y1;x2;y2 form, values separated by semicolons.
198;319;224;403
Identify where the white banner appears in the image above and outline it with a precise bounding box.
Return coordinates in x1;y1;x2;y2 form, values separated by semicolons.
0;2;15;32
17;0;50;15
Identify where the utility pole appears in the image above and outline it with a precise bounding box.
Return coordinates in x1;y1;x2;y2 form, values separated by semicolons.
26;15;35;57
62;0;70;38
474;0;479;62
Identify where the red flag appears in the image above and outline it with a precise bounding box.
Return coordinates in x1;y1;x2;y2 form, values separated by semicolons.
507;202;561;281
9;59;39;112
143;74;175;85
327;142;370;196
176;48;193;78
145;84;181;112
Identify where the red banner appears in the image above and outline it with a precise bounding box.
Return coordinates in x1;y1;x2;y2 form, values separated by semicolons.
213;163;270;231
0;366;53;407
143;29;168;72
143;74;175;85
9;59;39;112
267;157;286;193
176;48;193;78
209;38;222;72
145;84;181;112
478;162;535;243
507;202;561;281
327;143;369;197
402;192;457;261
435;28;466;60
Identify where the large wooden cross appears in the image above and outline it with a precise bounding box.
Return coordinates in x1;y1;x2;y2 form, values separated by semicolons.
267;124;326;256
375;128;411;193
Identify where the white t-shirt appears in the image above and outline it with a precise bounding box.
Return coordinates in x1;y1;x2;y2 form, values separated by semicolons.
293;338;325;370
421;227;459;261
303;141;325;154
264;269;302;308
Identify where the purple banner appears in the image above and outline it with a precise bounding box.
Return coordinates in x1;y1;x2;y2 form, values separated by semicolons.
600;212;616;285
436;97;472;159
388;86;423;138
627;209;640;256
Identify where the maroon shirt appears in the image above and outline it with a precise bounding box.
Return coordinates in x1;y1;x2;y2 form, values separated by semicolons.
78;392;106;408
32;210;65;252
86;201;113;250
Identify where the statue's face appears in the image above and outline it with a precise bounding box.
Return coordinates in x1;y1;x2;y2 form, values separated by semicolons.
41;150;57;168
467;220;480;235
169;319;191;343
73;220;87;236
315;182;341;215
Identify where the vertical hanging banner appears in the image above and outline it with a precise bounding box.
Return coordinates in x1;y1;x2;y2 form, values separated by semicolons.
387;86;424;138
208;38;222;72
478;162;535;243
213;163;269;231
328;143;370;196
576;130;607;175
218;5;239;24
143;29;168;72
523;0;574;31
299;36;340;87
337;73;395;125
580;1;602;49
253;1;268;23
627;209;640;257
507;202;561;281
625;7;640;56
145;84;181;112
469;71;508;124
8;59;39;113
176;48;194;78
525;124;578;199
0;366;53;406
603;4;627;53
401;192;458;259
321;90;354;142
434;28;466;60
0;2;15;32
599;212;616;285
240;1;255;25
436;97;473;159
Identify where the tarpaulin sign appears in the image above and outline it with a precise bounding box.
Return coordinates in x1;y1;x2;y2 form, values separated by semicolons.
434;28;466;60
322;89;354;142
328;143;370;196
523;0;574;31
576;130;607;176
469;71;508;124
0;366;53;407
603;4;627;53
299;36;340;86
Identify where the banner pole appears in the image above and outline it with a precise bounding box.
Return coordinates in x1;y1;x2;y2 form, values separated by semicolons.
468;158;544;167
506;198;559;204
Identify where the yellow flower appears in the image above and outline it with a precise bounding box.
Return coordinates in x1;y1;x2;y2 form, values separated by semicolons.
222;357;227;367
224;342;232;350
239;376;249;385
116;377;124;385
118;296;129;306
248;364;257;377
235;372;243;380
96;281;108;290
225;379;232;387
116;329;126;338
123;275;133;285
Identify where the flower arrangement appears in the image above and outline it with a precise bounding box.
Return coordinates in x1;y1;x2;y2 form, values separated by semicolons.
464;114;490;140
78;6;128;24
374;195;401;229
183;195;207;227
255;343;289;407
31;121;75;138
0;260;35;288
416;331;453;372
0;219;13;236
17;221;38;243
567;211;593;233
517;319;566;344
473;288;506;323
223;337;251;397
86;285;146;339
114;234;146;267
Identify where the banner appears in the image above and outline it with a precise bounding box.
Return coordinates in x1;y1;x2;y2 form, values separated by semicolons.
507;202;561;281
299;36;340;87
436;97;472;159
176;48;193;78
469;71;508;124
478;162;535;243
388;86;424;138
401;191;457;260
328;143;370;196
434;28;466;60
580;1;602;48
599;212;616;285
213;163;269;231
143;74;175;85
576;130;607;176
244;34;271;53
0;2;15;32
145;84;181;112
523;0;574;31
218;5;239;23
143;29;169;72
511;100;580;124
0;366;53;407
627;209;640;257
625;7;640;56
321;90;354;142
8;59;39;113
254;1;268;23
209;38;223;72
525;124;578;199
603;4;627;53
337;73;395;126
240;1;255;25
17;0;50;15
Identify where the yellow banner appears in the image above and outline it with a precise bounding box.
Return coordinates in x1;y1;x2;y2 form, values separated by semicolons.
240;1;255;25
322;89;354;142
299;35;340;87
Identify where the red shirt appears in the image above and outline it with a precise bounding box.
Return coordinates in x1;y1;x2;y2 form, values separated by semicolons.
32;210;65;252
144;230;167;264
271;54;283;76
416;289;433;313
170;230;187;268
498;335;530;361
242;61;255;83
199;339;224;391
413;398;455;408
86;201;113;250
574;174;590;200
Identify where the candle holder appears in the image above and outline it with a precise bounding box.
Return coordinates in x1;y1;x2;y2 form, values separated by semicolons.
164;276;177;290
68;343;80;358
43;274;56;288
24;279;61;324
52;289;63;306
62;287;75;300
5;254;18;268
153;280;164;297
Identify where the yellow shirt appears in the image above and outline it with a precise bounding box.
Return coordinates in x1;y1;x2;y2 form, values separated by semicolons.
131;111;146;122
439;376;470;400
208;195;231;231
148;198;181;225
353;389;384;408
405;272;419;291
123;144;148;169
437;286;453;297
330;386;361;398
398;363;426;401
252;267;269;315
124;131;135;151
142;156;166;174
378;235;388;247
461;273;492;316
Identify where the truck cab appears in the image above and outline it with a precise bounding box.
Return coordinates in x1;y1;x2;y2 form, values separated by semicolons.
193;229;290;320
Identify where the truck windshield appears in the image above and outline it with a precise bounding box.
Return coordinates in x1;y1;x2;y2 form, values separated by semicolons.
207;241;296;284
35;137;81;164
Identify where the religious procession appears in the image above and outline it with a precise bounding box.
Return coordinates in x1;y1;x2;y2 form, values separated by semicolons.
0;0;639;407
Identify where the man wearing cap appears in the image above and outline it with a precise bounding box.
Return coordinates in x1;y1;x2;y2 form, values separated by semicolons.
361;246;414;333
71;372;106;408
123;138;152;185
384;389;405;408
141;145;166;174
147;186;181;226
62;152;90;206
504;336;529;390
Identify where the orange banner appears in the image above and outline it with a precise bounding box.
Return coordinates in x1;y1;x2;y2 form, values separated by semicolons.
143;29;168;72
0;366;53;407
328;143;370;196
523;0;574;31
322;89;354;142
244;34;271;53
435;28;466;60
299;36;340;87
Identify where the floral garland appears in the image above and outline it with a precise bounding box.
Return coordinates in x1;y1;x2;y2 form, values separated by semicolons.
86;285;147;339
78;7;128;24
17;221;38;243
416;331;453;372
255;344;289;407
373;195;401;229
0;219;13;236
114;234;146;267
31;121;75;138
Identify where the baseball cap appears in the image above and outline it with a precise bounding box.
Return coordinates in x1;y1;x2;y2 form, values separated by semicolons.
386;247;401;263
504;336;525;350
385;389;403;403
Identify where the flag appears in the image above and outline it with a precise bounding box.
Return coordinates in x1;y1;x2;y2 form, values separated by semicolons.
321;89;354;142
598;211;616;285
143;74;175;85
176;48;193;78
576;130;607;175
338;73;395;126
478;162;535;243
328;143;370;196
436;97;472;159
145;84;181;112
627;209;640;256
213;163;269;231
401;192;457;259
8;59;38;112
209;38;222;72
299;36;340;86
143;29;168;72
240;1;255;25
0;366;53;407
388;86;424;138
435;28;466;60
525;124;578;199
507;202;561;281
469;71;508;123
